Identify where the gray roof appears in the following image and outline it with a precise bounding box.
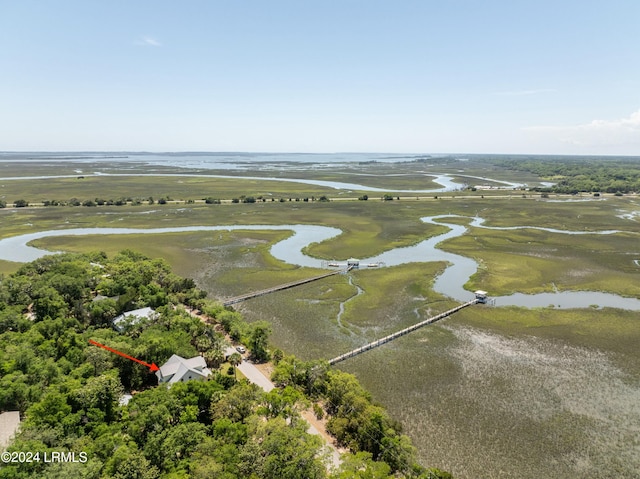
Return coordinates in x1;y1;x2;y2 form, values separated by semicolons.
113;307;157;331
156;354;211;384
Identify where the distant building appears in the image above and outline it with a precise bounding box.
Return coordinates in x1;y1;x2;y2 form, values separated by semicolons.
347;258;360;268
112;307;158;333
474;290;488;303
156;354;212;385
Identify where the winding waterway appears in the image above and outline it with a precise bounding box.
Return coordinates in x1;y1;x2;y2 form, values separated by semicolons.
1;216;638;310
0;171;520;194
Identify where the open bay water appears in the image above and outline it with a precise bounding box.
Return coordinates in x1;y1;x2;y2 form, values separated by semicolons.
0;151;431;169
0;152;523;191
136;152;417;167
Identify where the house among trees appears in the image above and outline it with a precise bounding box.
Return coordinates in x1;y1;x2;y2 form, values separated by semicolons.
156;354;212;385
112;306;158;332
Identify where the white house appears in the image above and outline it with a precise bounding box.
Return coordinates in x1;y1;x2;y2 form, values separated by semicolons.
112;307;158;332
156;354;212;385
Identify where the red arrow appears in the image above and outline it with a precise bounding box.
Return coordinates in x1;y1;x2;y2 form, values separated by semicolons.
89;339;159;372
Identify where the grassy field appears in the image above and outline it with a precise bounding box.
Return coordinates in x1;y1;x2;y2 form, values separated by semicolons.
0;154;543;192
0;175;351;204
0;158;470;205
444;226;640;296
340;316;640;478
1;163;639;478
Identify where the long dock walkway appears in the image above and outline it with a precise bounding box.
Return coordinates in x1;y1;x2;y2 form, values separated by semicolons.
328;298;478;365
223;267;351;306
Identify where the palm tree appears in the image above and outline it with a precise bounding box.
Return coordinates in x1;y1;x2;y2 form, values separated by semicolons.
228;352;242;379
203;348;224;369
203;333;228;369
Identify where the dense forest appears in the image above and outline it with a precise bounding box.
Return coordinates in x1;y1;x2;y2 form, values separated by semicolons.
494;156;640;194
0;252;451;478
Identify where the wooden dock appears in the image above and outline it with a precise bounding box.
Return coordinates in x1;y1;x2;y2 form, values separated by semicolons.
223;267;351;306
328;298;479;365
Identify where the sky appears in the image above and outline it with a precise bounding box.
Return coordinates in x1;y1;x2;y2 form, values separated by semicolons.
1;0;639;155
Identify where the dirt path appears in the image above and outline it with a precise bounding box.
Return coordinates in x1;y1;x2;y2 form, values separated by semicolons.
0;411;20;450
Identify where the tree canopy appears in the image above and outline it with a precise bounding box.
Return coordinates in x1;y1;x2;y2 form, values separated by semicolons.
0;251;452;478
495;156;640;194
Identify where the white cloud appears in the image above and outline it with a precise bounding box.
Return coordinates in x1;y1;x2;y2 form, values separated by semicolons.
523;110;640;154
134;35;162;47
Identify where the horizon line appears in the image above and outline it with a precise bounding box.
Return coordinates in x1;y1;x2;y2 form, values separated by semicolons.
1;150;640;159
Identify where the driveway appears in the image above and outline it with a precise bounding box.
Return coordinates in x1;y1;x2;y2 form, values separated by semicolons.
231;354;341;469
0;411;20;450
236;359;275;392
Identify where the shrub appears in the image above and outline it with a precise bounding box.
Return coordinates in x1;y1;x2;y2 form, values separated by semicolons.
313;403;324;420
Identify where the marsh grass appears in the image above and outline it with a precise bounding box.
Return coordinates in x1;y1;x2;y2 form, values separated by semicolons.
0;155;535;195
339;321;640;479
444;225;640;297
231;255;640;478
2;172;640;478
455;306;640;374
0;260;21;275
28;229;310;296
299;202;448;260
338;264;450;331
0;175;341;204
269;168;445;191
238;278;358;359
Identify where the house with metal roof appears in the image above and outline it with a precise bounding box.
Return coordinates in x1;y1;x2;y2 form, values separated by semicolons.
155;354;212;384
112;307;158;332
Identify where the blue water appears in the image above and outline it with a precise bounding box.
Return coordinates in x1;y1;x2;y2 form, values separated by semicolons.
0;152;432;168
